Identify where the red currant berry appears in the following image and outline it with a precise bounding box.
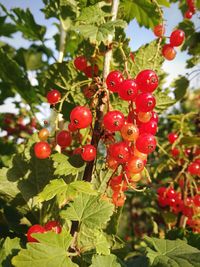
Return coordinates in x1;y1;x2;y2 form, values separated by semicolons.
162;44;176;60
106;154;119;170
70;106;92;129
136;133;157;154
68;123;77;132
27;224;45;242
120;123;139;142
136;69;159;93
110;175;127;191
188;162;200;176
133;147;147;162
56;130;72;148
125;156;144;174
135;93;156;112
193;195;200;206
137;112;151;123
157;187;166;196
34;142;51;159
83;65;98;78
44;220;62;234
170;29;185;47
38;128;49;141
103;110;125;132
112;191;126;207
168;132;178;144
184;10;193;19
47;90;61;104
118;79;138;101
139;120;157;135
106;70;124;92
158;196;168;207
153;24;165;37
151;111;159;123
109;141;131;164
171;147;180;158
74;56;87;71
81;144;96;161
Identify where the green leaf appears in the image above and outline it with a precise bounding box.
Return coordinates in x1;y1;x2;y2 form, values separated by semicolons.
180;136;200;146
12;231;78;267
61;193;114;229
52;153;85;176
128;40;164;77
0;19;17;37
119;0;160;28
172;76;189;101
74;20;126;44
145;237;200;267
38;179;96;206
155;91;175;112
89;254;121;267
157;0;170;7
78;225;110;255
11;8;46;41
0;237;21;266
0;49;37;105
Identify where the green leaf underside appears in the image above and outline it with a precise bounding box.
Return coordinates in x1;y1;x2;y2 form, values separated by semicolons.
89;254;121;267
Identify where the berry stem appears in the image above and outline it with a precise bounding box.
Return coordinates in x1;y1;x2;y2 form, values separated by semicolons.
82;0;120;182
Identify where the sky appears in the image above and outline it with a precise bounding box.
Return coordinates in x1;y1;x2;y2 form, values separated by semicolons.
0;0;200;114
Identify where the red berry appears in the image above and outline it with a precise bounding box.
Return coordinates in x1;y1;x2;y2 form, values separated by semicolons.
38;128;49;141
103;110;125;132
136;69;159;93
83;65;98;78
139;120;157;135
157;187;166;196
44;220;62;234
136;133;157;154
170;29;185;47
188;162;200;176
135;93;156;112
120;123;139;142
109;141;131;164
184;10;193;19
106;70;124;92
153;24;165;37
162;44;176;60
118;79;138;101
70;106;92;129
151;111;159;123
81;144;96;161
74;56;87;71
168;132;178;144
193;195;200;206
34;142;51;159
166;187;176;199
158;196;168;207
110;175;127;191
106;154;119;170
56;130;72;148
47;90;61;104
112;191;126;207
68;123;77;132
125;156;144;174
27;224;45;242
171;147;180;158
137;112;152;123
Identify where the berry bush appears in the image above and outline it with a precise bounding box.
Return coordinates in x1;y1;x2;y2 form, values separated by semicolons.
0;0;200;266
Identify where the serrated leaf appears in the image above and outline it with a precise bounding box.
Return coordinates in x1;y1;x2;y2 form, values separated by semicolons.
52;153;85;176
145;237;200;267
78;225;110;255
12;231;78;267
38;179;96;206
119;0;160;28
128;40;164;77
157;0;170;7
0;237;21;266
74;20;126;44
61;193;114;228
89;254;121;267
11;8;46;41
171;76;189;101
155;91;175;112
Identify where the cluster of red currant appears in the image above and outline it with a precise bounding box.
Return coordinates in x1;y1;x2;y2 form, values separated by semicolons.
27;220;62;242
104;69;159;206
168;132;200;176
153;25;185;61
74;55;99;78
157;187;200;233
184;0;196;19
2;113;37;139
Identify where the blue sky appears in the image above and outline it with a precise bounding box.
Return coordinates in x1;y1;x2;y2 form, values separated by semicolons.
0;0;199;114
